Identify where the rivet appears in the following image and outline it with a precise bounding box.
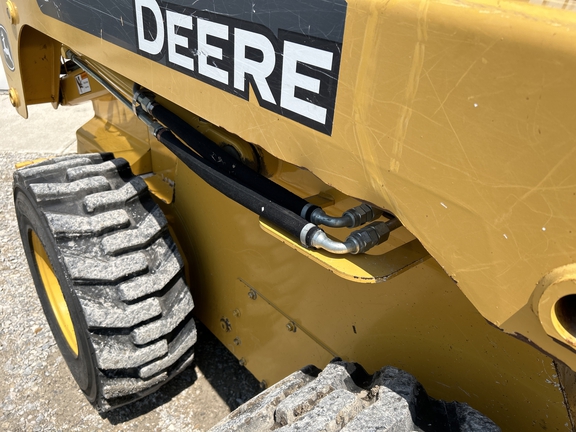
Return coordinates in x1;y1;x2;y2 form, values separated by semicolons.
232;308;241;318
233;337;241;346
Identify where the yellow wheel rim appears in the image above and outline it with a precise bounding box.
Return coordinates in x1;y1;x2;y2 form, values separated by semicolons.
31;231;79;356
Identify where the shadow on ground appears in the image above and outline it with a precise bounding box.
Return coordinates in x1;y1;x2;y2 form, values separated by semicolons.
103;320;262;425
193;321;263;411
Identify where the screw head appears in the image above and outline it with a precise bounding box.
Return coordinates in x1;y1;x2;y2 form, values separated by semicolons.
248;289;257;300
239;357;247;367
233;337;241;346
232;308;241;318
259;380;267;390
286;321;297;332
220;317;231;332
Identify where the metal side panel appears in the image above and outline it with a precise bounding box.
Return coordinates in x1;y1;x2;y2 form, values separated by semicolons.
73;93;573;430
168;159;570;431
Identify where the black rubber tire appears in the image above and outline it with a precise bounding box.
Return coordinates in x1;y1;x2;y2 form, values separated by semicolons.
13;153;197;412
209;359;500;432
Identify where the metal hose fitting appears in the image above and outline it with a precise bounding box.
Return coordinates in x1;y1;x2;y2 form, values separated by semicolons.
303;220;396;255
309;203;383;228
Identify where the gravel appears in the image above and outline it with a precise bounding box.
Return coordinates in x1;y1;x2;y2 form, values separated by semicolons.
0;152;262;431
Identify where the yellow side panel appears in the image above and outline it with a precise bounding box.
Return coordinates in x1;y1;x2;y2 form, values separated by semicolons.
77;96;152;174
72;88;572;431
168;162;570;431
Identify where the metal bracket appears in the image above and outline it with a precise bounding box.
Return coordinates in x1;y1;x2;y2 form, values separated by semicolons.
259;219;430;283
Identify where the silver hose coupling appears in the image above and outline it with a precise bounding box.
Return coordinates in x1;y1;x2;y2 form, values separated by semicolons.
302;221;391;255
134;89;157;114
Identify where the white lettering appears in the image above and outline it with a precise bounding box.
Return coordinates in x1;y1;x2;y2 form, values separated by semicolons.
197;18;229;85
167;11;194;71
135;0;164;55
131;0;340;133
280;41;333;125
234;29;276;104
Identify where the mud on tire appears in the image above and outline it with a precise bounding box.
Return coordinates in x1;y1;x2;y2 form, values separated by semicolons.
13;153;196;411
210;359;500;432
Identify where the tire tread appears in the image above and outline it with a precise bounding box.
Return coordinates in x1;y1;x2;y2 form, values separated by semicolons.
13;154;196;411
209;360;501;432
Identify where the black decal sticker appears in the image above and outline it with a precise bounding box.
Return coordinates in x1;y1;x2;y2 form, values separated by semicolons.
37;0;347;135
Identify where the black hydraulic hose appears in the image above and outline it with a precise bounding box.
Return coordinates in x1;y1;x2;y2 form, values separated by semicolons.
66;55;399;254
386;217;402;232
147;103;320;220
154;127;321;243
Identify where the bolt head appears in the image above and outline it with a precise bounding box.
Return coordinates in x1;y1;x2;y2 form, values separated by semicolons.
6;1;17;24
8;88;18;108
220;317;231;332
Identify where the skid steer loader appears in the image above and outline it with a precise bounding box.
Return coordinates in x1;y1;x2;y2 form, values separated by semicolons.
3;0;576;430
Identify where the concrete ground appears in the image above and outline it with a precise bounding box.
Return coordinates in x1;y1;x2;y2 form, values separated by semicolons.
0;91;261;431
0;94;94;154
0;68;92;153
0;67;7;92
0;66;93;154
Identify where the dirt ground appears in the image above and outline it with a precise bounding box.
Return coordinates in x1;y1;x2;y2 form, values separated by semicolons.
0;152;261;431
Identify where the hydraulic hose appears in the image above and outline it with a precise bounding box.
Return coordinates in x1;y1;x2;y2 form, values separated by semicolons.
70;52;384;229
155;127;400;254
306;203;383;228
137;95;320;220
304;218;400;254
136;90;382;228
154;127;323;244
66;53;402;253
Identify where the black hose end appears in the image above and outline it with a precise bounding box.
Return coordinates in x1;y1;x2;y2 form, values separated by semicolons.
154;126;170;139
302;204;320;221
386;217;402;232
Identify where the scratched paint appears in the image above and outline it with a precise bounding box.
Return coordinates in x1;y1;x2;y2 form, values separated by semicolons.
36;0;347;134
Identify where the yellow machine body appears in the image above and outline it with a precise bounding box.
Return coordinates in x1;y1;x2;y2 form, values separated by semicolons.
3;0;576;430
